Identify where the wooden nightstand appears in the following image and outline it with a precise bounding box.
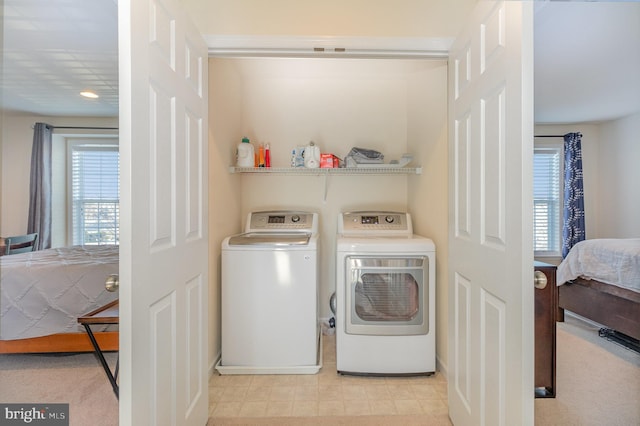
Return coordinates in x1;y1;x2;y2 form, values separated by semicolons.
534;261;557;398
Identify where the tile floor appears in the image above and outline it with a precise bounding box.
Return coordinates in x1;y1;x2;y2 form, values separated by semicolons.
209;333;449;421
209;321;640;424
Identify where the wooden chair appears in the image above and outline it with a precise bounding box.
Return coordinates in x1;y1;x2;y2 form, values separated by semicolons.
4;233;39;255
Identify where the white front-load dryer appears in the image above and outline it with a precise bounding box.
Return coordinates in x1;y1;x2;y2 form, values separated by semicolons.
336;211;436;375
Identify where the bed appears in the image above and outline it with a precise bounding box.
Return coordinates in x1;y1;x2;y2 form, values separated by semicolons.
556;238;640;342
0;245;119;353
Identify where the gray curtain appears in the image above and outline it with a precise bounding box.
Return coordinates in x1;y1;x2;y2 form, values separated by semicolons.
562;132;585;258
27;122;53;250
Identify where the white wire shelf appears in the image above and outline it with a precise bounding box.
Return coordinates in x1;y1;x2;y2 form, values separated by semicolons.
228;166;422;175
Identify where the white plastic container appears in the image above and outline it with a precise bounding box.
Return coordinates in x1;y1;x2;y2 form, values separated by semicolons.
303;141;320;168
236;137;255;167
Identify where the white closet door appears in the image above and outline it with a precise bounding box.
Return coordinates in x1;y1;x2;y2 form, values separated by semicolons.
447;1;535;425
118;0;209;424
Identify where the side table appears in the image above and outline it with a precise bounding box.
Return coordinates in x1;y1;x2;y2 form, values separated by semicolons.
78;299;119;398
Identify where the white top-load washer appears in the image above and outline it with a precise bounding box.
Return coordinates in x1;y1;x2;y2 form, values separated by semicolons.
336;211;436;375
217;210;321;375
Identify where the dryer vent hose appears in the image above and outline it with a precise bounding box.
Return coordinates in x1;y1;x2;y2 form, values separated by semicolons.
329;292;337;315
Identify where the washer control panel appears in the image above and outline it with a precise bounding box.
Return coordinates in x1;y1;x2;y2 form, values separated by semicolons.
247;211;318;233
339;211;412;235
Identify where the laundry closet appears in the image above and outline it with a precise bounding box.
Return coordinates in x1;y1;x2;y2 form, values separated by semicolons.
208;55;450;363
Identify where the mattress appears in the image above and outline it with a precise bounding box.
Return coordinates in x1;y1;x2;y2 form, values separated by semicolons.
556;238;640;293
1;245;118;340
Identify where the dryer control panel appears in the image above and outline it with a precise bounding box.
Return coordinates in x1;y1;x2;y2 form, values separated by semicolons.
338;211;413;236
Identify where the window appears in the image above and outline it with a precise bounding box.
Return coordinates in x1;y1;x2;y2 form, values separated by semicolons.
533;145;563;256
69;142;119;245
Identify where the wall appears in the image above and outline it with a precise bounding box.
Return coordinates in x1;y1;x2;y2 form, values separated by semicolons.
0;113;118;241
188;0;479;377
209;57;450;369
185;0;476;38
597;112;640;237
534;124;600;243
208;59;245;367
535;114;640;243
407;64;449;371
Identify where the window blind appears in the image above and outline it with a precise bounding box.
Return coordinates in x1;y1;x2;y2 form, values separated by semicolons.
533;147;562;255
71;145;119;245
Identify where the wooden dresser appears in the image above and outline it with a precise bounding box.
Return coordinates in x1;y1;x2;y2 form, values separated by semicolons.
534;261;557;398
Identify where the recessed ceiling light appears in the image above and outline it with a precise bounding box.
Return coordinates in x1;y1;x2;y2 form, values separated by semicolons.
80;90;99;99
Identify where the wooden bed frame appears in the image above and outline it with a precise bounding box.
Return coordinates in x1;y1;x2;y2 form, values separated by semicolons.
0;331;118;354
558;277;640;342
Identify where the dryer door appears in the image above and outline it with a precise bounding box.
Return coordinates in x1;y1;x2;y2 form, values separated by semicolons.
345;256;429;336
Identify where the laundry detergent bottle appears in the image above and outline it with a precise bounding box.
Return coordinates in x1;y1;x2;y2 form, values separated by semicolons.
304;141;320;168
236;137;255;167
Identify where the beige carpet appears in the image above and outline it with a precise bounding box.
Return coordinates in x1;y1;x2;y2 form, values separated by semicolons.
0;352;118;426
535;318;640;426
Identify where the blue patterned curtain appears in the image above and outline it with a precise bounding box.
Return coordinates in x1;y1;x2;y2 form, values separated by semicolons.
562;132;585;258
27;123;53;250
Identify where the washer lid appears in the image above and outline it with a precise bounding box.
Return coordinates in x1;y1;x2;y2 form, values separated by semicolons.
228;232;311;246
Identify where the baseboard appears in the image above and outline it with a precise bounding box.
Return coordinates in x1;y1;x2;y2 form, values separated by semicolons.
210;351;221;378
565;310;606;329
211;318;448;378
436;354;448;380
